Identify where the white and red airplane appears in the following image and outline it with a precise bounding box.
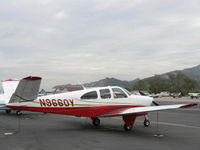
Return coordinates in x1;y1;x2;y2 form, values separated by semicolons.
0;79;19;114
7;76;197;131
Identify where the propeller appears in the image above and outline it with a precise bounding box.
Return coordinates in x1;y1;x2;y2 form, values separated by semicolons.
152;101;160;106
139;91;146;96
139;91;160;106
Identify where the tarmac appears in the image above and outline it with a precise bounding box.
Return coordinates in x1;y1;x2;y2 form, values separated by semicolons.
0;97;200;150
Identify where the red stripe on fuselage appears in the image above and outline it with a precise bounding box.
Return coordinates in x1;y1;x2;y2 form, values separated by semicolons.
7;105;143;117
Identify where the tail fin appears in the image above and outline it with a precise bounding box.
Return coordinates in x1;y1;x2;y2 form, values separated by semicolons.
1;79;19;103
9;76;42;103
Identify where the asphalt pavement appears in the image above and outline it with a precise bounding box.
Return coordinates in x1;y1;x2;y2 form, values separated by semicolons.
0;97;199;150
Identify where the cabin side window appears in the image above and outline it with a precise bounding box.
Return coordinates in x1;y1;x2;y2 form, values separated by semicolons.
100;89;111;99
81;91;97;99
112;88;127;98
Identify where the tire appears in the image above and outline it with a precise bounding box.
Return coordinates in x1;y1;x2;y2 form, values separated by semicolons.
123;124;132;131
92;117;100;126
16;110;22;116
144;119;150;127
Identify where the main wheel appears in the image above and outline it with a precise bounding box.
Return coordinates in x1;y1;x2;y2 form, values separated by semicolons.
16;110;22;116
144;119;150;127
92;117;100;126
123;124;133;131
6;109;11;114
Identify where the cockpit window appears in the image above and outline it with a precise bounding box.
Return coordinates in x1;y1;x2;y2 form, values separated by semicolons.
112;88;127;98
81;91;97;99
100;89;111;99
122;88;132;96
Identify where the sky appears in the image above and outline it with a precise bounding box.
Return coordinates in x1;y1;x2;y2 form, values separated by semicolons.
0;0;200;90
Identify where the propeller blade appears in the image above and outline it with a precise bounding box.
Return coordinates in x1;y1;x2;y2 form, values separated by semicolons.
139;91;146;96
152;101;160;106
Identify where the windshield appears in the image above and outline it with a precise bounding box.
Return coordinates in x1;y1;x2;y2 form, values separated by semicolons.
122;88;132;96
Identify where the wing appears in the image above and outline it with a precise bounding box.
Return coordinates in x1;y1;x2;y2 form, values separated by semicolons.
100;103;197;117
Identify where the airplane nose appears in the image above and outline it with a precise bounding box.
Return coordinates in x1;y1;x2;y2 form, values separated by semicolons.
145;96;153;106
150;97;160;106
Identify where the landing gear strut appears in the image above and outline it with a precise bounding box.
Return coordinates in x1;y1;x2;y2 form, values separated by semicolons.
122;115;136;131
144;116;150;127
91;117;100;126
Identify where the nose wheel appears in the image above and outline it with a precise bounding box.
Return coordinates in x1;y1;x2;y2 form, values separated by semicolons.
92;117;100;126
143;115;150;127
144;119;150;127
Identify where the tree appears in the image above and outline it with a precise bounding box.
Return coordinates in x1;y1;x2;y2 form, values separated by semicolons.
132;72;199;95
167;72;198;95
133;80;148;91
181;75;198;95
147;76;170;93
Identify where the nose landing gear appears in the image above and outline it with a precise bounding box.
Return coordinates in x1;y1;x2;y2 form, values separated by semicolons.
144;116;150;127
144;119;150;127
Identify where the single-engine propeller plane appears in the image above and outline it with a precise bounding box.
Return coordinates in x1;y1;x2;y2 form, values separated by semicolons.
7;76;197;131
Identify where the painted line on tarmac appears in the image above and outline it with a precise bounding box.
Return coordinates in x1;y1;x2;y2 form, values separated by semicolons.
178;108;200;111
98;127;122;131
113;117;200;129
149;121;200;129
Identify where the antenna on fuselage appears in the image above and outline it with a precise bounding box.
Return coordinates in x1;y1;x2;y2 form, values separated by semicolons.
78;81;86;90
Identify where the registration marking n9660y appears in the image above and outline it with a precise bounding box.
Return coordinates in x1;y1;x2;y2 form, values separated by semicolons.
39;99;74;107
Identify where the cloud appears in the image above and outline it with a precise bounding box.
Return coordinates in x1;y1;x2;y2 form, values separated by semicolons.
0;0;200;90
54;10;68;20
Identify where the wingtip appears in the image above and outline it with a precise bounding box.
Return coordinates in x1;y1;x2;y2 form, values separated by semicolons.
180;103;197;108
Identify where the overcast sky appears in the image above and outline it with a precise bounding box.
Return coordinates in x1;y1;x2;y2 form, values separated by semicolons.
0;0;200;90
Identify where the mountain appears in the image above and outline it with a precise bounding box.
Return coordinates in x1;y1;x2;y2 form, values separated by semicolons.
164;64;200;83
83;77;139;89
53;78;139;90
182;65;200;83
53;64;200;90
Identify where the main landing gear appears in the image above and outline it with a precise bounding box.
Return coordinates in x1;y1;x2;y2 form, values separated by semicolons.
122;115;151;131
122;115;136;131
16;110;22;116
90;115;150;131
91;117;100;126
5;110;23;116
123;124;133;131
